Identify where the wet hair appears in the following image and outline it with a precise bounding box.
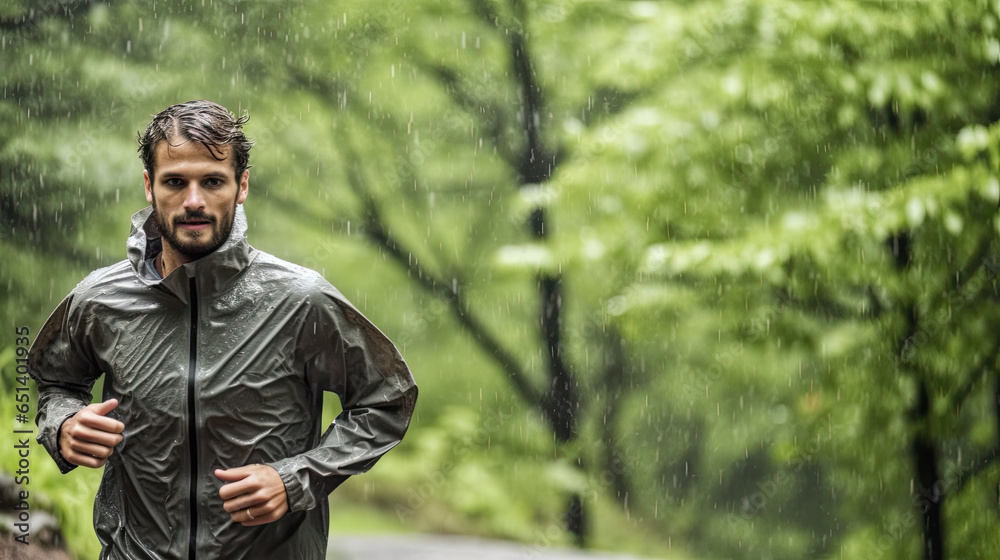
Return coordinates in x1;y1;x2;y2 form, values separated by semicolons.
137;100;254;179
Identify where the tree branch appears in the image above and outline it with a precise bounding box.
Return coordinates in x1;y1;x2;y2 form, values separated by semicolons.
339;140;545;410
951;447;1000;496
927;237;997;313
406;55;515;168
945;345;1000;414
469;0;554;185
952;363;1000;495
0;0;97;32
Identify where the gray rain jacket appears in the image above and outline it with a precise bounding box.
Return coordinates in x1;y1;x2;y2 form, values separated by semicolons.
29;206;417;559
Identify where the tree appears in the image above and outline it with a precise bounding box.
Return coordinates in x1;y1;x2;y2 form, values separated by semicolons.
7;1;1000;558
621;1;1000;558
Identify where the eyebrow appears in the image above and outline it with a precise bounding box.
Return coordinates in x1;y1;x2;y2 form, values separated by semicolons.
157;172;231;179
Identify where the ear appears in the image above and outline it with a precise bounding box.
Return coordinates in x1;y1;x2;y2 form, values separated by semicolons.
143;170;154;204
236;169;249;205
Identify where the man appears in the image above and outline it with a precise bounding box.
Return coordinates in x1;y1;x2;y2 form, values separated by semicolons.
28;100;418;559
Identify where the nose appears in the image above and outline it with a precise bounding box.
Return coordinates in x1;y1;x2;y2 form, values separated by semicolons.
182;182;206;211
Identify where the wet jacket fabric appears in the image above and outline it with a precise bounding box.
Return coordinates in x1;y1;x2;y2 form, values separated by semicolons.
29;206;418;560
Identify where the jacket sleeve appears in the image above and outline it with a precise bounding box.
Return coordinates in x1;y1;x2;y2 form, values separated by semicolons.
28;292;103;474
268;287;418;512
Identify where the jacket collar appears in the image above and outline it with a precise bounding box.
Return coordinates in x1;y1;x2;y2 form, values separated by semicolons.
127;205;257;300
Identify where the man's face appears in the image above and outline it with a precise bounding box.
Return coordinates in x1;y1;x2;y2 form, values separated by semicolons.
143;139;249;260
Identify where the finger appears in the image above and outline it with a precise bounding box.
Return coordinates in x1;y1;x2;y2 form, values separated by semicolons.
221;485;277;513
219;482;253;502
228;506;259;525
216;465;274;500
220;482;271;509
216;470;254;501
222;489;269;513
214;466;255;482
65;450;109;468
70;456;107;468
68;439;117;459
237;501;288;527
70;425;124;448
90;398;120;417
214;467;249;482
220;482;280;513
77;410;125;434
245;501;289;527
222;495;261;514
234;480;289;525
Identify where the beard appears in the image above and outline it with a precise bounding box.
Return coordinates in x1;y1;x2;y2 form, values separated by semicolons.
151;199;237;260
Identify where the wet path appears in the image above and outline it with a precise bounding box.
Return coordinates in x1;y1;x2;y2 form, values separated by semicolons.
328;534;657;560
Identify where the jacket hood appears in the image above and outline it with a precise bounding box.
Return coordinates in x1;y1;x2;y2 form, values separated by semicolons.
126;204;257;300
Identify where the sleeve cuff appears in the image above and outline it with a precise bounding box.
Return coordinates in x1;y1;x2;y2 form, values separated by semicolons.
270;458;316;513
38;410;80;475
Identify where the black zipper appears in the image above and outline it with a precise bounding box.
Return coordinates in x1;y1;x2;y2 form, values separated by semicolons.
187;276;199;560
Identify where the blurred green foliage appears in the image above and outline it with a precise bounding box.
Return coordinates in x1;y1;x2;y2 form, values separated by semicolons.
2;1;1000;559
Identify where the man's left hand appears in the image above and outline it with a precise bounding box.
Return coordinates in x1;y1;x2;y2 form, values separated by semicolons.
215;464;289;526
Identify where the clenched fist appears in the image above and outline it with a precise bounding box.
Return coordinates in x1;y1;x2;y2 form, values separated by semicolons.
59;399;125;468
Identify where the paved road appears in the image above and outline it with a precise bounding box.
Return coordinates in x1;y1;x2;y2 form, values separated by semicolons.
328;534;654;560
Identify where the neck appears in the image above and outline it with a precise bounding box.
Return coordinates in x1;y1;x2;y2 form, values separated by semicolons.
157;245;191;278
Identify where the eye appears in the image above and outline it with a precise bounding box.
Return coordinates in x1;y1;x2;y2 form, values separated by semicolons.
164;178;184;188
205;178;223;188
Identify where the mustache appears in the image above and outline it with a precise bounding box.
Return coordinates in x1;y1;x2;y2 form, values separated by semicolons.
174;211;215;224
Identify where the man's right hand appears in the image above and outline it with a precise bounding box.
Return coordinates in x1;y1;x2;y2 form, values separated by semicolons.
59;399;125;468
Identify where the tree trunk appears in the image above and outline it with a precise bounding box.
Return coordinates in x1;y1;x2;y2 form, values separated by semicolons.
600;330;633;507
911;378;945;560
498;5;587;544
536;267;585;545
891;232;945;560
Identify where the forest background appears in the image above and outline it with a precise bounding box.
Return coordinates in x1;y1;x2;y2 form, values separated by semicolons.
2;1;1000;559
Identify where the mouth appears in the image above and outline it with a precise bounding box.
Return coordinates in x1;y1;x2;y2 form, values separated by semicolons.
176;217;213;231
